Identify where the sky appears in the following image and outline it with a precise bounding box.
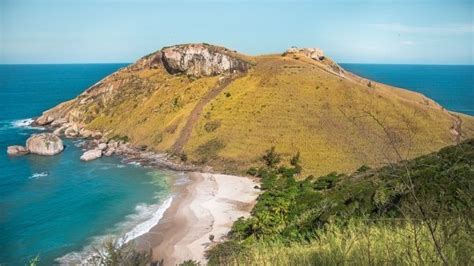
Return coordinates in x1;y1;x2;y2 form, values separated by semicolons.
0;0;473;64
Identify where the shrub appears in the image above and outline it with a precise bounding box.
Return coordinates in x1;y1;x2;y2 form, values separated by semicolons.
312;172;341;190
88;238;151;266
204;120;221;132
247;167;258;176
262;147;281;168
180;153;188;162
195;139;225;163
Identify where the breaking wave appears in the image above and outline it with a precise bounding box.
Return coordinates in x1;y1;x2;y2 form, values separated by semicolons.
56;197;173;264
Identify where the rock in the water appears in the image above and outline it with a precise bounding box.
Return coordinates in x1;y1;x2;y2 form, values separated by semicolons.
7;145;29;156
161;43;252;77
26;133;64;156
80;149;102;161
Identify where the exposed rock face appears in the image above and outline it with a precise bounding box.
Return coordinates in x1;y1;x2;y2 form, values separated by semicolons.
7;145;29;156
26;133;64;156
284;47;325;61
161;43;252;77
80;149;102;161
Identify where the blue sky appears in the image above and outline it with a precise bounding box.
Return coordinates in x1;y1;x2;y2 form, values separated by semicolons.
1;0;473;64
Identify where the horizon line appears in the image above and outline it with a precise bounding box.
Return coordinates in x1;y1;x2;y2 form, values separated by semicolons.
1;62;473;66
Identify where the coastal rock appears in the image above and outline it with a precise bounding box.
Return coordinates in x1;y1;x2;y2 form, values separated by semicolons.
103;148;114;156
79;128;93;138
64;127;78;138
98;143;107;150
161;43;252;77
51;118;68;127
26;133;64;156
7;145;29;156
107;140;119;149
53;125;67;136
284;47;325;61
80;149;102;161
90;131;102;139
35;115;54;126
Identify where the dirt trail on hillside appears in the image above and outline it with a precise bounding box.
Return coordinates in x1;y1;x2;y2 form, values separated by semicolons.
172;72;244;153
448;112;463;144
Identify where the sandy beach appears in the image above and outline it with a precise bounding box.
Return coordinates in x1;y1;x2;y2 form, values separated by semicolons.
138;172;260;265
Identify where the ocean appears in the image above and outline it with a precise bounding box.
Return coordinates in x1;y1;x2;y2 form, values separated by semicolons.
0;64;178;265
340;64;474;116
0;63;472;265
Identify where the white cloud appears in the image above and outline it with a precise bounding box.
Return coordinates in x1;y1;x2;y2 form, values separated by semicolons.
369;23;474;34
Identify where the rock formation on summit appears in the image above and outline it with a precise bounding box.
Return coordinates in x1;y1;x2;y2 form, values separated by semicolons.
161;44;252;77
284;47;325;60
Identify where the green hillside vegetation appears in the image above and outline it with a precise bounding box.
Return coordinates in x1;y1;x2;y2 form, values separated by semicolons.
207;139;474;265
38;44;474;176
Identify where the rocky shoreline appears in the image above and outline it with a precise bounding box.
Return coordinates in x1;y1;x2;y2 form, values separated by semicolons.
12;117;207;173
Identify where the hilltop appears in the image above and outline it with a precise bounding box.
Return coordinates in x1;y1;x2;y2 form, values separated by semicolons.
34;43;474;176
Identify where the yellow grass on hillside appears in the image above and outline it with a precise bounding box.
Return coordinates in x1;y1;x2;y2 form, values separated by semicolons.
185;55;465;176
38;45;474;177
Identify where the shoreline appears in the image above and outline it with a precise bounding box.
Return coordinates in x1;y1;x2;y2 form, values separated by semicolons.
18;119;260;264
138;172;260;265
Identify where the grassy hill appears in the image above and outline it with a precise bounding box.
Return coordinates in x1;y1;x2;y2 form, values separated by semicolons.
36;43;474;176
207;139;474;265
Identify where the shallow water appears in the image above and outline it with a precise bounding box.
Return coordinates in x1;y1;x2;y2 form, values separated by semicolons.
0;64;174;265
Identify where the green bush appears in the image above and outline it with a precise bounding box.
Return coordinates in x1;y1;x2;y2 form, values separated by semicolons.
208;139;474;265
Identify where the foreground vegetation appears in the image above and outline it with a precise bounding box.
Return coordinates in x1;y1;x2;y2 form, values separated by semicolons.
207;139;474;265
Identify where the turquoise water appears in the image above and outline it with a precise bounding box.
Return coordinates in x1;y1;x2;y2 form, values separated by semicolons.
0;64;175;265
0;63;472;265
340;64;474;116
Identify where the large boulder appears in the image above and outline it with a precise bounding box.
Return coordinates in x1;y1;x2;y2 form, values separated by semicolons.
7;145;29;156
26;133;64;155
161;43;252;77
34;115;54;126
80;149;102;161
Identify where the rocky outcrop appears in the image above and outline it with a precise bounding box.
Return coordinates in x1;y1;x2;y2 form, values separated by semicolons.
7;145;29;156
35;115;54;126
284;47;325;61
26;133;64;155
161;43;252;77
98;143;107;151
80;149;102;161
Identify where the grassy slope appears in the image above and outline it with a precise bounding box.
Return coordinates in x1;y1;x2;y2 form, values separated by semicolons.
85;67;219;151
207;139;474;265
44;48;474;176
186;54;471;176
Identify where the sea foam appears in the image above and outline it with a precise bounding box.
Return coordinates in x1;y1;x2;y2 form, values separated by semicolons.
29;172;49;179
56;196;173;264
10;118;45;130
